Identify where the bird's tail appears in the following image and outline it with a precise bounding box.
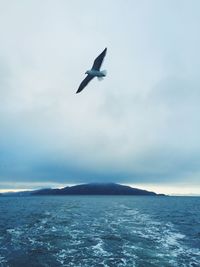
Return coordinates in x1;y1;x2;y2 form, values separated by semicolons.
98;70;107;81
101;69;107;76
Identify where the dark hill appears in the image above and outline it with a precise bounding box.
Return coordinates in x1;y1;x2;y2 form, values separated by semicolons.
33;183;164;196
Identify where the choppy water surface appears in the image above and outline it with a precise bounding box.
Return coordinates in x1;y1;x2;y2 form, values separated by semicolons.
0;196;200;267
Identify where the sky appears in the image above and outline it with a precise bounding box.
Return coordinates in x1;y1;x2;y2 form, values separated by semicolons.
0;0;200;195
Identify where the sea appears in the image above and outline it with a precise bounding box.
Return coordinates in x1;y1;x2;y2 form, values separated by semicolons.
0;196;200;267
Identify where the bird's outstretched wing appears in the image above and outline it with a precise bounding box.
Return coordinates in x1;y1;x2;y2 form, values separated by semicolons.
92;48;107;71
76;75;94;94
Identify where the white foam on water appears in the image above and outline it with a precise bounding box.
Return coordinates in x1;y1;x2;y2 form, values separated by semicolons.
7;228;22;237
2;201;200;267
71;240;82;245
0;256;7;264
114;206;200;266
92;238;112;257
56;248;80;266
51;226;57;232
56;249;68;265
27;237;44;247
41;218;48;224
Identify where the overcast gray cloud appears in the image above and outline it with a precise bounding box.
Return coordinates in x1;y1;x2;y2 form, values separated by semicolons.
0;0;200;192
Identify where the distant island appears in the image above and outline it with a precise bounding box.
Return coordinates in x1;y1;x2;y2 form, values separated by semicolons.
1;183;166;197
32;183;165;196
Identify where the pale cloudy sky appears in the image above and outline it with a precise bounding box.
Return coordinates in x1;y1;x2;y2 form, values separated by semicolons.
0;0;200;194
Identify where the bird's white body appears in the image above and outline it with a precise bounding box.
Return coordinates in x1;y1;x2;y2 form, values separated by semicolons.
86;69;107;77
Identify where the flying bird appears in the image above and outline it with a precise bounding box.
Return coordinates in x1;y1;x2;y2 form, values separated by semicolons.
76;48;107;94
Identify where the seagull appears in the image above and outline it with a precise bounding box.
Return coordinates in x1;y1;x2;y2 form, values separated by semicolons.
76;48;107;94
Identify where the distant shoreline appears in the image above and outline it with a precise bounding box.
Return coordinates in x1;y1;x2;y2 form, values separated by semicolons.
1;183;166;197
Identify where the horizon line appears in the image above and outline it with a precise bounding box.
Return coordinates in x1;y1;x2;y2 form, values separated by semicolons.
0;182;200;196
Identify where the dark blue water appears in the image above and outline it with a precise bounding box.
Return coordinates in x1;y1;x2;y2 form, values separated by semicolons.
0;196;200;267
